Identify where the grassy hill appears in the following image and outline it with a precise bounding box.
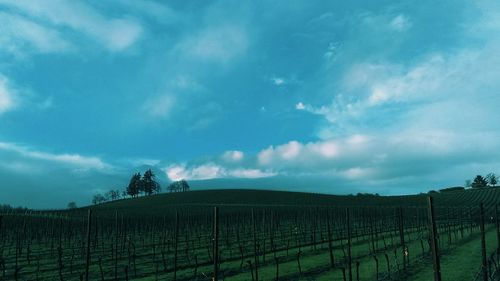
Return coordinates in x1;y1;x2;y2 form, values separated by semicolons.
83;187;500;216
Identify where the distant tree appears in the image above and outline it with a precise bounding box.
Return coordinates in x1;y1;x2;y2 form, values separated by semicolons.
67;202;77;209
127;173;142;197
472;175;488;188
142;169;161;195
167;182;177;193
106;189;121;201
0;204;28;213
167;180;190;193
465;180;472;188
92;194;106;205
486;173;498;186
121;190;128;198
179;179;190;192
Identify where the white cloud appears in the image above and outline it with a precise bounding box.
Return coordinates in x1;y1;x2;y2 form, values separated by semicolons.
324;42;342;61
0;12;71;56
390;14;412;32
0;75;16;114
271;77;286;86
176;25;248;63
0;0;142;52
295;102;305;110
222;150;244;162
127;158;161;167
142;94;175;118
258;139;344;167
164;163;275;181
230;168;276;178
0;142;112;170
112;0;181;25
300;49;485;138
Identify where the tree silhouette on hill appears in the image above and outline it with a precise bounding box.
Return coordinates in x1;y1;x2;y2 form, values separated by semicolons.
167;179;190;193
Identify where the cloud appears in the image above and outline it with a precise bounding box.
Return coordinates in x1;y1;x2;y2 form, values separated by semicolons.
0;0;142;52
295;102;305;110
162;127;500;188
112;0;181;25
0;141;112;171
390;14;412;32
142;94;175;118
257;139;346;168
175;25;248;63
255;129;500;182
0;12;71;56
0;75;16;113
298;47;492;139
222;150;244;162
271;77;286;86
164;163;275;181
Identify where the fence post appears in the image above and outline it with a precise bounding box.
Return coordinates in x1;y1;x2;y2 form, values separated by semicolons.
85;209;93;281
173;211;179;281
252;209;259;281
346;207;352;281
427;196;441;281
480;203;488;281
115;211;118;281
496;205;500;251
327;211;335;268
213;207;219;281
398;207;406;270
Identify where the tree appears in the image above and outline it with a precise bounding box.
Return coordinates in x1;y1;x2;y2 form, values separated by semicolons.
179;179;190;192
92;194;106;205
167;182;177;193
486;173;498;186
67;202;77;209
142;169;161;195
167;180;190;193
472;175;488;188
127;173;142;197
465;179;472;188
106;189;121;201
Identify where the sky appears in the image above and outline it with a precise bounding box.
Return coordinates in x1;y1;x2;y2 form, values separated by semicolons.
1;0;500;208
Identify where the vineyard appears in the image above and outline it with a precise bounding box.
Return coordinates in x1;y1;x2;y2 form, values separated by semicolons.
1;188;500;281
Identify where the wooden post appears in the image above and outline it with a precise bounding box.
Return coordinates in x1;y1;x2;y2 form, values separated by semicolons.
85;209;92;281
114;211;118;281
213;207;219;281
427;197;441;281
373;255;379;280
346;208;352;281
173;211;179;281
398;207;406;270
469;206;473;235
480;203;488;281
496;205;500;251
252;209;259;281
327;211;335;268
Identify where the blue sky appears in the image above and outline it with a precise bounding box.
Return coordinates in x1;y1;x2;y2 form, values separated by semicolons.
1;0;500;208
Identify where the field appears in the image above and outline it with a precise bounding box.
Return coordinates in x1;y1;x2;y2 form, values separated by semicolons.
2;188;500;281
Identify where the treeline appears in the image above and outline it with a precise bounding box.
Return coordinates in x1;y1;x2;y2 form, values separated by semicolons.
90;169;191;205
0;204;29;213
429;173;499;194
465;173;498;188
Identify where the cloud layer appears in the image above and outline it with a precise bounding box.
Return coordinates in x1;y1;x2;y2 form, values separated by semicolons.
1;0;500;207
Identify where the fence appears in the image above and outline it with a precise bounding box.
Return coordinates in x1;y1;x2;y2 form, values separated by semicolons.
0;196;499;280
